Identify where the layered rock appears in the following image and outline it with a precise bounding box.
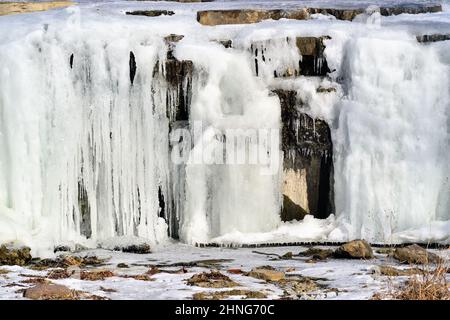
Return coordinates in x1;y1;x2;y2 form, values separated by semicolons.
0;1;74;16
197;9;309;26
125;10;175;17
197;4;442;25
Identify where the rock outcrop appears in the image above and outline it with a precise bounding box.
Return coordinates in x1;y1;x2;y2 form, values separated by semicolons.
334;240;374;259
0;244;32;266
197;4;442;25
248;268;285;281
274;89;334;222
197;9;309;26
0;1;74;16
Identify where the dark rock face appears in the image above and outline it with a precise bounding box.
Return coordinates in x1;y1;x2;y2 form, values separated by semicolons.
126;10;175;17
248;37;330;78
379;3;442;16
334;240;374;259
417;34;450;43
296;37;330;76
114;243;151;254
0;244;32;266
274;89;334;221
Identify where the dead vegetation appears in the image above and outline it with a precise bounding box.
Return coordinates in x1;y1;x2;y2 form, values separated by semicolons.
373;260;449;300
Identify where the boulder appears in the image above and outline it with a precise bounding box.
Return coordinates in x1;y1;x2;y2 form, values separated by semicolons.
393;244;441;264
248;268;285;281
23;283;78;300
334;240;374;259
299;247;334;260
0;244;32;266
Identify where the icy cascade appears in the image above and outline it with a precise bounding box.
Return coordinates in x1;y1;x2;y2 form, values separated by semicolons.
0;25;172;252
175;44;282;244
332;34;450;243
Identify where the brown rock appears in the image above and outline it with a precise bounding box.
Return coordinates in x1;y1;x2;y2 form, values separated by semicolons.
197;9;309;26
23;283;79;300
80;270;115;281
0;244;32;266
248;268;285;282
187;271;239;288
0;1;74;16
334;240;374;259
393;245;441;265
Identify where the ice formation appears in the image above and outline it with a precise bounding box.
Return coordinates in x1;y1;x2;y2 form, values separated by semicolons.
0;1;449;254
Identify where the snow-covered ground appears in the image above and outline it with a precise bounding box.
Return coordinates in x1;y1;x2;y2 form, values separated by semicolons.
0;243;448;300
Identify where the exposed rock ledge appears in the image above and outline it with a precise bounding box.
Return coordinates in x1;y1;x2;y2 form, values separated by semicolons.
0;1;74;16
197;4;442;25
417;34;450;43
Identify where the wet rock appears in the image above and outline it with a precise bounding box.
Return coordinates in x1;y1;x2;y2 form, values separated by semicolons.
0;1;74;16
376;265;423;277
379;4;441;16
193;289;267;300
197;9;309;26
417;34;450;43
126;10;175;17
308;8;364;21
187;271;239;288
114;243;151;254
47;269;74;280
393;244;441;264
248;268;285;282
0;244;32;266
296;36;330;76
299;247;334;260
334;240;374;259
53;245;71;253
317;86;337;93
117;263;129;268
100;286;117;293
274;89;334;221
23;283;79;300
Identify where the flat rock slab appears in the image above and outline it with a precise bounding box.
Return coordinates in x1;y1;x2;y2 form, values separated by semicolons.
417;34;450;43
0;1;74;16
248;268;285;281
197;4;442;25
126;10;175;17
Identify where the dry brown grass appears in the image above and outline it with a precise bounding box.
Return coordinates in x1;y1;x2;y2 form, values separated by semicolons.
373;259;449;300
